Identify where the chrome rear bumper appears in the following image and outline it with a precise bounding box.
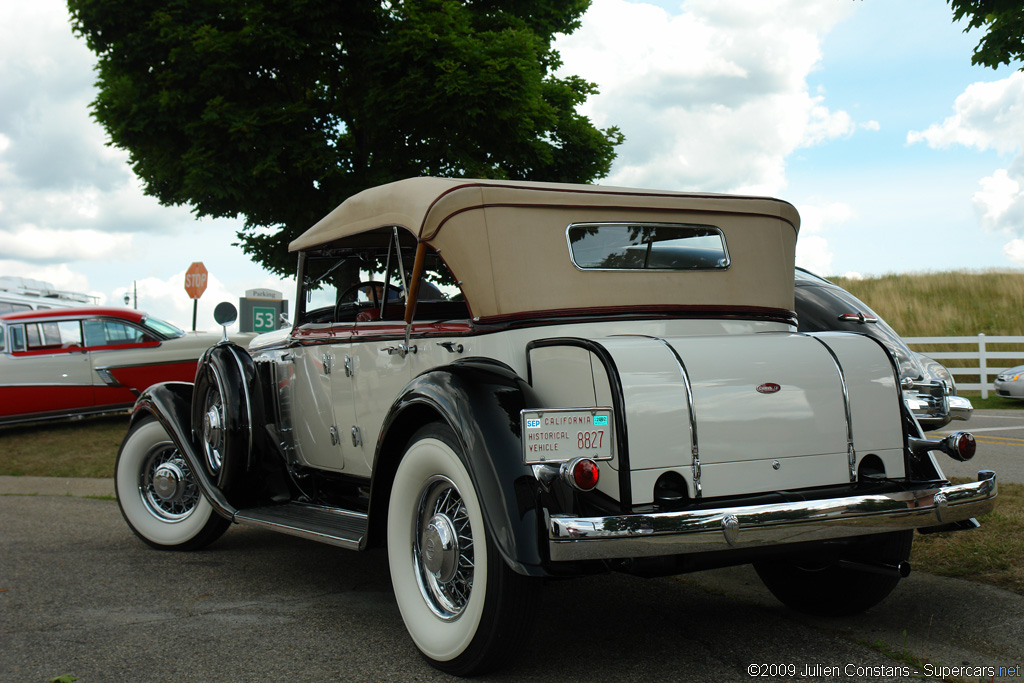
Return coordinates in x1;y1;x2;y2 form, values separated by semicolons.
547;471;997;562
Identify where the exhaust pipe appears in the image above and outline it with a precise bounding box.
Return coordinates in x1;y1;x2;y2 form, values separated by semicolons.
837;559;911;578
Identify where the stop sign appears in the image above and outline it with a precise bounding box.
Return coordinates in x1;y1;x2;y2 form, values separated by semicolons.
184;262;208;299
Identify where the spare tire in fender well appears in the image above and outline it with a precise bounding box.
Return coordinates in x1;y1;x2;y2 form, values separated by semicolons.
191;342;264;493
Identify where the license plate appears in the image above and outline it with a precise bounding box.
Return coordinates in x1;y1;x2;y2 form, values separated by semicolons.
521;408;614;464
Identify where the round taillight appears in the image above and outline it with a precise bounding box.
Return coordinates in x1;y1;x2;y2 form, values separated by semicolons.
561;457;599;491
944;432;976;462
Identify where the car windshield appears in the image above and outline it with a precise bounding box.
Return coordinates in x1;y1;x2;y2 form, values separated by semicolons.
142;316;185;339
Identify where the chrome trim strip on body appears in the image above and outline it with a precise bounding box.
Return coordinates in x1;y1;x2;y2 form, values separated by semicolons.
547;471;997;561
95;368;121;387
648;337;702;499
92;358;194;371
0;403;133;426
805;335;856;482
0;382;96;387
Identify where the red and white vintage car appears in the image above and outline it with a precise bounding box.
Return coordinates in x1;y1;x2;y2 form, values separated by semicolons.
0;307;252;425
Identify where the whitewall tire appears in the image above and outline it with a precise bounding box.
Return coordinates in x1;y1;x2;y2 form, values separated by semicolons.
387;423;537;676
116;417;230;551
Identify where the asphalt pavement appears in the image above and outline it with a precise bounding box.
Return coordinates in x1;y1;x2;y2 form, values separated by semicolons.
1;475;1022;682
932;409;1024;484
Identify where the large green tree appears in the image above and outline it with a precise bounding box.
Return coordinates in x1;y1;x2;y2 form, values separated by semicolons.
68;0;623;274
949;0;1024;70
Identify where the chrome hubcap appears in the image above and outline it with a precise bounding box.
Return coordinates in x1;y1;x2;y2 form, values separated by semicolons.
139;443;200;522
151;462;186;502
202;404;224;474
422;513;459;583
413;476;474;620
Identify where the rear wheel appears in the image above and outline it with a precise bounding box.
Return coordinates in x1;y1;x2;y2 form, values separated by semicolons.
115;417;229;550
754;531;913;616
387;423;538;676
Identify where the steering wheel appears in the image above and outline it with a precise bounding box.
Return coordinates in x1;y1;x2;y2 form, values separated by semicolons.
335;281;404;319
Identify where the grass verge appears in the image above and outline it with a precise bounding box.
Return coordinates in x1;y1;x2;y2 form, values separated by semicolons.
829;270;1024;337
912;480;1023;595
957;392;1024;410
0;414;129;478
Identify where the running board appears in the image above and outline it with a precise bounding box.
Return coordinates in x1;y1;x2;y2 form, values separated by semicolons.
233;502;368;550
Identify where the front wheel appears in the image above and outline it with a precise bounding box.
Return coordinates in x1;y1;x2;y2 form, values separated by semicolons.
115;416;230;551
387;423;538;676
754;531;913;616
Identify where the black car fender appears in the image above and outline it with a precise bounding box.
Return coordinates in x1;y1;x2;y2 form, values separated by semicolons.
128;342;264;504
370;358;551;577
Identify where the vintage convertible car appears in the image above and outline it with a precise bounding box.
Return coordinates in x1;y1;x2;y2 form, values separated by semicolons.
0;307;252;425
115;178;997;676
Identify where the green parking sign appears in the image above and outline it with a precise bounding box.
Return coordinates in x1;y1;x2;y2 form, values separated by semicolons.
253;306;276;333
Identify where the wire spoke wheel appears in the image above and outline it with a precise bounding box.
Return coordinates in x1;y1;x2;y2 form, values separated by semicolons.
414;476;475;619
139;441;202;521
116;417;229;551
388;423;538;676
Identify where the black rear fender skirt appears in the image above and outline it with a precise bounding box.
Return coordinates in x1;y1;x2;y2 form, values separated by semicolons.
371;359;548;577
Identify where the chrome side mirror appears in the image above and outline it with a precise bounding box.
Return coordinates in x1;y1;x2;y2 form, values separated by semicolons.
213;302;238;343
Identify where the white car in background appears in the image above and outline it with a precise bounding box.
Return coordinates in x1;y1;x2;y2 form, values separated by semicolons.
995;366;1024;399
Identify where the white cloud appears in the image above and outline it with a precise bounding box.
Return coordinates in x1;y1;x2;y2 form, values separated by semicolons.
557;0;858;195
907;72;1024;154
0;225;133;261
1003;238;1024;265
797;201;855;234
795;235;833;275
908;71;1024;241
792;201;855;275
973;168;1023;227
0;0;207;268
0;260;97;300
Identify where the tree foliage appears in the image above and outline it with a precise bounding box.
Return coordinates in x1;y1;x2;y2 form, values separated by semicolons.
949;0;1024;70
68;0;623;274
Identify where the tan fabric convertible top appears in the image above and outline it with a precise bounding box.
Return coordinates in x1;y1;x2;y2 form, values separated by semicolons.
290;177;802;320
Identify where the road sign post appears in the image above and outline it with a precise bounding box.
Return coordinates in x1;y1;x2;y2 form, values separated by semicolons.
184;262;208;330
238;288;288;333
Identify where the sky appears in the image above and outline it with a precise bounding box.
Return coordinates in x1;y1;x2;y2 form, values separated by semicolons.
1;0;1022;330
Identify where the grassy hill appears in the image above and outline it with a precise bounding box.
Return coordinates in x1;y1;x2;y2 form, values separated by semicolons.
827;270;1024;338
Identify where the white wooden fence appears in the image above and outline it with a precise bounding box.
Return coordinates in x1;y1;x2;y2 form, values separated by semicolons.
904;335;1024;398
